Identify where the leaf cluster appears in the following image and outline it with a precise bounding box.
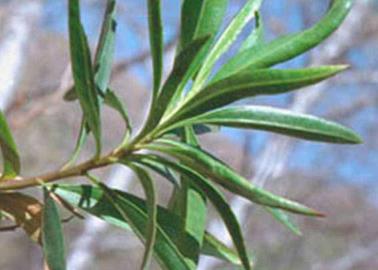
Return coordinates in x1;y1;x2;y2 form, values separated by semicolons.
0;1;359;269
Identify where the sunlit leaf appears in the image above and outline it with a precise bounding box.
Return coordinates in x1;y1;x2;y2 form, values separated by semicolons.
164;105;362;144
265;207;302;236
42;189;66;270
168;66;346;122
140;36;211;136
146;139;323;216
239;11;264;52
213;0;353;81
191;0;262;94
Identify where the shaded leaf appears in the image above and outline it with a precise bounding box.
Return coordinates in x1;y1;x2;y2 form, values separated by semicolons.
0;193;42;243
68;0;102;155
129;165;158;270
53;184;193;270
146;139;323;216
213;0;353;81
104;89;132;139
42;189;66;270
147;0;163;98
131;154;252;270
179;0;228;51
0;111;20;179
165;105;362;144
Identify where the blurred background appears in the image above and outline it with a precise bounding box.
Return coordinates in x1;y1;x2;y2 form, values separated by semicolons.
0;0;377;269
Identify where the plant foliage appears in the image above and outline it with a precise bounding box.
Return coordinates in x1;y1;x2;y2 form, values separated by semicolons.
0;0;360;269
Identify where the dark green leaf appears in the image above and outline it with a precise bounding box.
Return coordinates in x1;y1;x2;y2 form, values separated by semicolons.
0;111;20;179
68;0;101;155
179;0;228;51
42;189;66;270
52;185;193;270
131;154;252;270
164;105;362;144
146;139;323;217
129;165;158;270
213;0;353;81
147;0;163;98
168;66;346;122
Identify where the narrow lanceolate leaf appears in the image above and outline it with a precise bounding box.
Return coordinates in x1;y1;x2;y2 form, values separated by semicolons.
0;193;42;243
190;0;262;94
166;105;362;144
104;89;132;139
130;165;158;270
0;111;20;179
140;36;211;135
239;11;264;52
68;0;101;155
169;66;346;122
202;233;243;266
94;0;117;94
147;0;163;97
172;127;207;264
146;139;323;217
53;185;193;270
265;207;302;236
179;0;228;51
213;0;353;81
133;155;252;270
42;189;66;270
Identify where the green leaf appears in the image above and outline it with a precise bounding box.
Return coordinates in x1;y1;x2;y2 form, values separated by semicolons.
68;0;102;156
147;0;163;98
179;0;228;51
239;11;264;52
146;139;323;217
173;127;207;264
94;0;117;94
0;111;20;179
104;89;132;139
213;0;353;81
52;185;193;270
265;207;302;236
164;105;362;144
131;154;252;270
168;124;220;138
168;66;346;122
129;165;158;270
42;189;66;270
190;0;262;94
139;36;211;136
202;233;243;266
